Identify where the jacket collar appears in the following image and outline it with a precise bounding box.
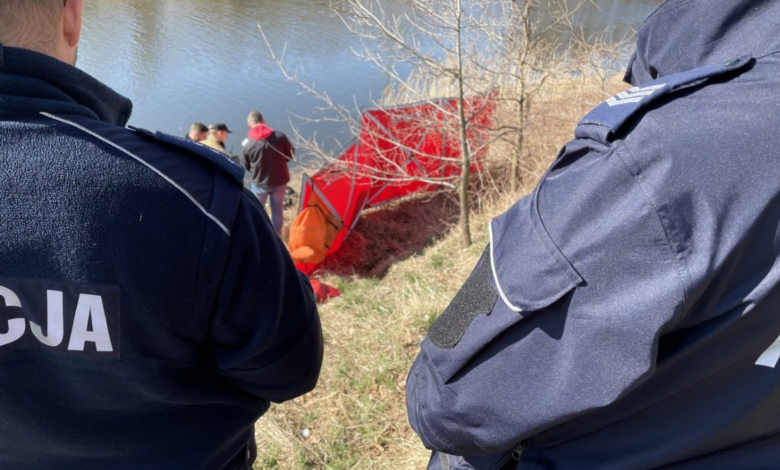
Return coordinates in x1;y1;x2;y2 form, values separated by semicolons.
0;44;132;126
625;0;780;85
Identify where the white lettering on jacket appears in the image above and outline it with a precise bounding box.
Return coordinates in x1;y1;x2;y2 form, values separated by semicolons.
0;284;115;353
0;286;25;347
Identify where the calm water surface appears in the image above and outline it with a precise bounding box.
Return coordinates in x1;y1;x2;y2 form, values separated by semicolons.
78;0;664;162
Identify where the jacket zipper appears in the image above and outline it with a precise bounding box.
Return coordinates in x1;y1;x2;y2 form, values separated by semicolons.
511;441;526;461
495;441;527;470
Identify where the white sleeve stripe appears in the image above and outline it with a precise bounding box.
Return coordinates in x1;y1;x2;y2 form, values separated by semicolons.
489;221;523;313
756;333;780;368
40;112;231;236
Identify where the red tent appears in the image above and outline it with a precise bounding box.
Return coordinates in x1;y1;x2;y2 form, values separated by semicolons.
290;93;496;275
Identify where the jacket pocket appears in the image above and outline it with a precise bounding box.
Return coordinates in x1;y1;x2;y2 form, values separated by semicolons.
425;194;582;384
489;192;582;313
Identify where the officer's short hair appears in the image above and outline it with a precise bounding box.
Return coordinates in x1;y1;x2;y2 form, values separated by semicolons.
247;111;264;126
190;122;208;135
0;0;64;54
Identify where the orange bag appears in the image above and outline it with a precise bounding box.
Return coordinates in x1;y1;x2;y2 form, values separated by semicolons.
288;193;342;266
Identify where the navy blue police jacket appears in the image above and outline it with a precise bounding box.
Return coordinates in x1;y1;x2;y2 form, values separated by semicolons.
406;1;780;469
0;45;322;470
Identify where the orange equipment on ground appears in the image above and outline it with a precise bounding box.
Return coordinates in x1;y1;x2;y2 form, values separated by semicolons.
290;93;497;277
288;192;343;266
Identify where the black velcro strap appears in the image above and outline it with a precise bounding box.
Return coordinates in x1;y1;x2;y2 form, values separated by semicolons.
429;247;499;349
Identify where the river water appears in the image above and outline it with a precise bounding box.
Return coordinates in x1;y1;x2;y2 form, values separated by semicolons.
78;0;664;161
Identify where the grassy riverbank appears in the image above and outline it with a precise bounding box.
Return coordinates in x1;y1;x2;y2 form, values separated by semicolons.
253;74;627;470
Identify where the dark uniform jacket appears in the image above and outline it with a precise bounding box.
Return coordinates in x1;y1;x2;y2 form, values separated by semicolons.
240;124;295;189
406;1;780;469
0;45;322;470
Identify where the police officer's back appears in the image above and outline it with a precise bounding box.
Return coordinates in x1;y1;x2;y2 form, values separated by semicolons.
0;2;322;469
407;1;780;468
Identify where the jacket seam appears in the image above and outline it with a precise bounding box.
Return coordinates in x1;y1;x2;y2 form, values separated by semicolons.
40;112;232;236
196;170;235;343
613;144;688;324
756;49;780;60
645;0;696;22
418;401;458;453
422;345;449;386
416;348;463;452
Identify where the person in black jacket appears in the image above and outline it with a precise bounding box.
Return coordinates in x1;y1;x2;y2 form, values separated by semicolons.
240;111;295;236
0;2;322;469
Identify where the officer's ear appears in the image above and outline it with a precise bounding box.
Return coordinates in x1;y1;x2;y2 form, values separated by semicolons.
60;0;83;65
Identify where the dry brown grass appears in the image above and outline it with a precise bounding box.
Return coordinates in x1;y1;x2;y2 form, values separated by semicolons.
317;193;460;278
253;74;628;470
255;195;517;470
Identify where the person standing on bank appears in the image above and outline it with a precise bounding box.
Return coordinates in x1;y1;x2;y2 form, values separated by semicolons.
202;122;232;155
406;1;780;469
0;2;323;470
240;111;295;237
185;121;208;142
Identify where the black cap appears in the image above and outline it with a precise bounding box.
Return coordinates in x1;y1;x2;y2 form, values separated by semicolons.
209;123;232;133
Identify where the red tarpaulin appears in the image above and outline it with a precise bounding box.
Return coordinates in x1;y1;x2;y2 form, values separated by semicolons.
309;279;341;303
289;93;496;275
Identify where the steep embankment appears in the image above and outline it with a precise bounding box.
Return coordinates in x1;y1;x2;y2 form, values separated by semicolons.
254;74;627;470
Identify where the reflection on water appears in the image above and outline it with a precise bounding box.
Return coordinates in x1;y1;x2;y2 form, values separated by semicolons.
80;0;386;156
79;0;663;160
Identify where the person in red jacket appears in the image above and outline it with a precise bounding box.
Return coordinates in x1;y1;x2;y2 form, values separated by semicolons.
240;111;295;236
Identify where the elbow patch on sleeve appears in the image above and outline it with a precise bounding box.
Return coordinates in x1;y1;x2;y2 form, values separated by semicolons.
429;249;499;349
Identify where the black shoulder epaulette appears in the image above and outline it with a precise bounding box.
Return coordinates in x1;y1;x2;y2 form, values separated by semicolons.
128;127;245;184
575;55;754;144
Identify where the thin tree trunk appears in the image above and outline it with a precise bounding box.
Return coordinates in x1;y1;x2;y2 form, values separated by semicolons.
459;100;472;248
511;92;525;193
456;0;472;247
510;0;533;193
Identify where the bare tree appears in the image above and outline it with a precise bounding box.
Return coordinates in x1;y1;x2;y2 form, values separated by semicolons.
498;0;575;193
336;0;509;248
260;0;627;249
265;0;511;247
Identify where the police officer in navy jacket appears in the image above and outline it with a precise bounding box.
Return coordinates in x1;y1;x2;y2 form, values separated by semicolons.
0;1;322;469
406;1;780;469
